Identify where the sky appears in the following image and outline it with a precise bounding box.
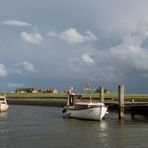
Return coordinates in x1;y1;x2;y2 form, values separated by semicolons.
1;0;148;93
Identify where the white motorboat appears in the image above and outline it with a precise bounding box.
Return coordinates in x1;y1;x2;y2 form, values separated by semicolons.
0;95;9;112
62;94;108;121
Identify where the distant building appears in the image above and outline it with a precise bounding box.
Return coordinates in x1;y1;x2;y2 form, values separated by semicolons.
15;87;58;93
47;88;58;93
32;89;42;93
84;84;95;91
15;88;41;93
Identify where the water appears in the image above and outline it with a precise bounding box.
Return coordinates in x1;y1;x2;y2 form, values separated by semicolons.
0;105;148;148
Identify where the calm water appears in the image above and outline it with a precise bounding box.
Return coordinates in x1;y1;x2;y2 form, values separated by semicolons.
0;105;148;148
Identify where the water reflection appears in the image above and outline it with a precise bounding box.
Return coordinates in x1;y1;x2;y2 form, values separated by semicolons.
0;112;9;148
96;120;108;147
99;120;108;131
0;111;8;118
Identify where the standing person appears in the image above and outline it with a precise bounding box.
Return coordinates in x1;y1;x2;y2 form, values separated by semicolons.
67;86;74;106
68;86;74;95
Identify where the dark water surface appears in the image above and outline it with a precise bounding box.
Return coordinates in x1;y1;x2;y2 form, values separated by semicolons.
0;105;148;148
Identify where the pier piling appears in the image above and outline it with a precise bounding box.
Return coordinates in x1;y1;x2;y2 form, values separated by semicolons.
118;84;124;120
100;87;104;103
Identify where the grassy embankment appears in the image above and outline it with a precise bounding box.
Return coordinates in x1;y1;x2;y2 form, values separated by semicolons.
1;92;148;101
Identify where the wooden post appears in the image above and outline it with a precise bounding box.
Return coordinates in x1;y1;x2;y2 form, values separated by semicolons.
118;84;124;120
131;107;135;120
100;87;104;103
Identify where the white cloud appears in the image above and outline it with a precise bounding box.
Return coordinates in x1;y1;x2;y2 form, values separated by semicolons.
15;61;38;75
22;61;38;72
60;28;85;45
67;52;95;66
47;32;58;37
0;64;7;76
81;54;95;65
0;20;32;27
66;53;95;74
48;28;97;45
83;31;98;42
20;32;43;45
110;34;148;72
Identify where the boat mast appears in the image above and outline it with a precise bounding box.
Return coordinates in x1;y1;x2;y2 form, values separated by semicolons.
84;83;95;102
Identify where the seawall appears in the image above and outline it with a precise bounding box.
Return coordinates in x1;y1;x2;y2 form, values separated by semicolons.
7;98;67;107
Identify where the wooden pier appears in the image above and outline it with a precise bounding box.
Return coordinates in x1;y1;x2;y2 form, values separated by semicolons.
101;84;148;120
105;100;148;119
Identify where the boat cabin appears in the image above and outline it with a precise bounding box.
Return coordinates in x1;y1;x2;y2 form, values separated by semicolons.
0;97;5;102
68;94;81;106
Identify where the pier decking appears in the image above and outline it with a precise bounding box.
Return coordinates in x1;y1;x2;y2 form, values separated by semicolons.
105;100;148;107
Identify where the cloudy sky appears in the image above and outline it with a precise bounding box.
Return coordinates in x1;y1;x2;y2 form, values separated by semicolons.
1;0;148;93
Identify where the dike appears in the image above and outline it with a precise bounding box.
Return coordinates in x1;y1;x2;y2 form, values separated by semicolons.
7;97;67;107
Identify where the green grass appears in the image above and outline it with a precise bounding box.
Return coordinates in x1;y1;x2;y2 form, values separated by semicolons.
1;92;148;101
0;92;66;98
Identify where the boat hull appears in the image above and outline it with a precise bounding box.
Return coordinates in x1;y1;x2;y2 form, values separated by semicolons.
63;106;107;120
0;104;9;112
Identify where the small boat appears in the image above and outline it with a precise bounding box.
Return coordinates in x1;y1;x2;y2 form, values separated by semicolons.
62;94;108;121
0;95;9;112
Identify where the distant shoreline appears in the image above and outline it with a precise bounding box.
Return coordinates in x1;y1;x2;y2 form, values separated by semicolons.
3;92;148;108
